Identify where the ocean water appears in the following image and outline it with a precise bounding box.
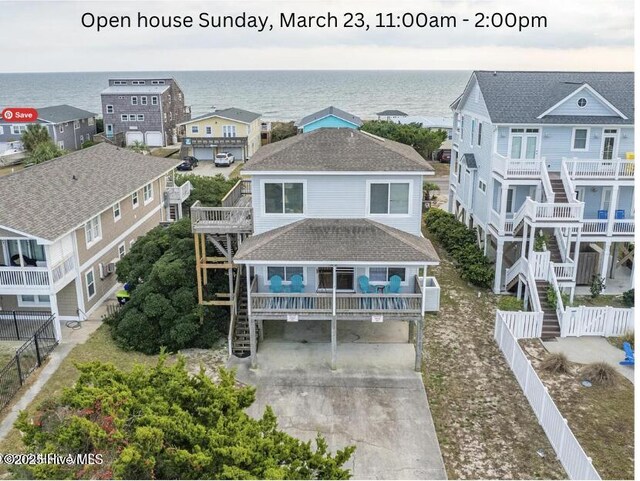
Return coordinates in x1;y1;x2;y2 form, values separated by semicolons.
0;70;469;121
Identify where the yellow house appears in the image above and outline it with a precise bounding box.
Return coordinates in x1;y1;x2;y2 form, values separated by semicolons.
178;107;262;161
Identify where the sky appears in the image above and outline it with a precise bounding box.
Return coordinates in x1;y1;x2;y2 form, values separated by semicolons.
0;0;634;72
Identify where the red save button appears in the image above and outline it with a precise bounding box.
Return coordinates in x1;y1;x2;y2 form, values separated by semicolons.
1;108;39;122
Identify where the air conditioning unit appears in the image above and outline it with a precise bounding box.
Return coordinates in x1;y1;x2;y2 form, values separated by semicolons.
106;262;117;274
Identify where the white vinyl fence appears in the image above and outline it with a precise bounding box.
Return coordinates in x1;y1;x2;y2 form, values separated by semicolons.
499;310;543;338
494;312;601;480
560;306;635;337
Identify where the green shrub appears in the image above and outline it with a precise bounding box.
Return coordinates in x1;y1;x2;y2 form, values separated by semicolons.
590;275;606;298
546;285;569;309
622;288;635;307
533;232;549;252
498;296;524;311
425;208;494;288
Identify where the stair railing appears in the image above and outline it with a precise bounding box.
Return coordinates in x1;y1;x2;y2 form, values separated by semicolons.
525;259;543;314
228;265;244;356
540;160;555;203
546;262;566;335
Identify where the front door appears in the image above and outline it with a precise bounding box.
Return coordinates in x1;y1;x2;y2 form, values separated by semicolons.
317;267;354;291
509;128;540;159
601;129;618;160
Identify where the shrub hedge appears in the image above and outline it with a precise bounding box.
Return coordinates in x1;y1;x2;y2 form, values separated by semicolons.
425;208;494;288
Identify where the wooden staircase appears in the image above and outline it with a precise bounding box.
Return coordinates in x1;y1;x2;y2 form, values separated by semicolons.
535;280;561;340
231;278;252;358
548;173;569;203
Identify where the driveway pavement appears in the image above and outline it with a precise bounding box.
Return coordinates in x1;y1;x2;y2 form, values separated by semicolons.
543;336;634;383
188;159;239;179
229;340;446;480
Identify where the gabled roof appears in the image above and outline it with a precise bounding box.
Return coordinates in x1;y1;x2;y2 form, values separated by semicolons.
377;110;408;117
469;71;634;125
36;104;96;124
244;128;433;173
0;143;180;242
234;218;439;264
295;106;362;128
0;104;96;125
179;107;261;125
101;85;169;95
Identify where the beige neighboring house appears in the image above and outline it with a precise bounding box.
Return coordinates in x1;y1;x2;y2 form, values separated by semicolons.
0;143;190;338
178;107;262;161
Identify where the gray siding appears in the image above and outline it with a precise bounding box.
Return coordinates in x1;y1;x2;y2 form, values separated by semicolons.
0;117;96;152
547;89;620;117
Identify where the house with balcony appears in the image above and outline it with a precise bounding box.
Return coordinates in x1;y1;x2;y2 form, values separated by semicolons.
101;77;190;147
190;128;441;370
178;108;261;161
0;104;97;154
449;71;633;336
0;143;190;337
295;106;363;133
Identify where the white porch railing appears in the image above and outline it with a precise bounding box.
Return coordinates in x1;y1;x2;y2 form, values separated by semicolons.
563;158;635;180
560;306;635;337
497;309;543;338
51;256;74;284
540;163;555;203
495;312;601;480
582;218;635;236
612;219;635;234
167;179;192;203
513;198;584;232
493;153;545;178
190;200;253;233
553;262;575;282
0;267;50;287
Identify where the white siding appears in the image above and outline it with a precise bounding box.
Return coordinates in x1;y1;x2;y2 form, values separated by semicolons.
251;174;424;235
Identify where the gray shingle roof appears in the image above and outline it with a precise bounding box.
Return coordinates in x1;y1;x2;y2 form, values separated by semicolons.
36;104;96;124
244;128;433;173
234;218;439;264
0;143;180;242
473;71;634;124
101;85;169;95
180;107;261;125
296;106;362;128
461;153;476;169
0;104;96;125
376;110;408;117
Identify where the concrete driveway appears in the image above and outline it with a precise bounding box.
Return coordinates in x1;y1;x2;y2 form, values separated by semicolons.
229;339;446;480
188;159;239;179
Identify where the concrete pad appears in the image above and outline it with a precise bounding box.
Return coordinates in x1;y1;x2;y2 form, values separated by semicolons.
543;336;634;383
263;319;409;344
229;341;446;480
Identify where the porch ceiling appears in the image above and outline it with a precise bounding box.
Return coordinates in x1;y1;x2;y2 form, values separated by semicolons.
234;218;439;264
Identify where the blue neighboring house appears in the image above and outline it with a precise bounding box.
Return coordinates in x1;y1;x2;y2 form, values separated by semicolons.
449;71;634;308
295;106;363;133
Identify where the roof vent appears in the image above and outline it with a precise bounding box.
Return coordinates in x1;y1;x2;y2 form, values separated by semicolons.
493;71;497;76
72;175;77;181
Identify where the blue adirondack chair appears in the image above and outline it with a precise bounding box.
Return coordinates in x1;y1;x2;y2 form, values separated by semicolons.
269;274;284;293
289;274;304;293
620;342;634;366
384;275;402;294
615;209;625;219
358;275;374;293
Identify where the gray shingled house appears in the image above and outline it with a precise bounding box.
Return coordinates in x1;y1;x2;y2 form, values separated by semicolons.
0;104;97;154
101;77;190;147
190;128;441;370
0;143;191;339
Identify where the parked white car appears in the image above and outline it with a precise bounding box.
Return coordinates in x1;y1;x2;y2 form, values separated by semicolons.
214;152;235;167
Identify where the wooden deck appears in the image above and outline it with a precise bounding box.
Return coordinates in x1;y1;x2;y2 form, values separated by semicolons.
190;179;253;234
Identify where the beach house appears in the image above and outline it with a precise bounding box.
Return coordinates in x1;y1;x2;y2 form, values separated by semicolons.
178;107;262;161
190;128;440;370
295;106;363;133
448;71;634;334
0;144;190;338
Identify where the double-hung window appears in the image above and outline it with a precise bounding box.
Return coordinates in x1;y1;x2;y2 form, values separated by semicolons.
369;182;410;215
369;267;406;283
264;182;304;214
131;96;138;105
143;183;153;203
141;96;148;105
267;266;304;283
132;191;139;208
85;269;96;299
85;215;102;246
74;120;80;130
191;125;199;134
572;128;589;151
223;125;236;137
205;126;212;136
113;202;121;221
106;105;114;114
477;122;483;146
151;96;158;106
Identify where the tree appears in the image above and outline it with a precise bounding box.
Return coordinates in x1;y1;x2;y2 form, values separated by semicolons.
176;174;238;211
95;118;104;133
26;141;65;165
128;141;149;154
270;121;298;142
14;358;355;480
21;124;51;152
360;121;446;159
